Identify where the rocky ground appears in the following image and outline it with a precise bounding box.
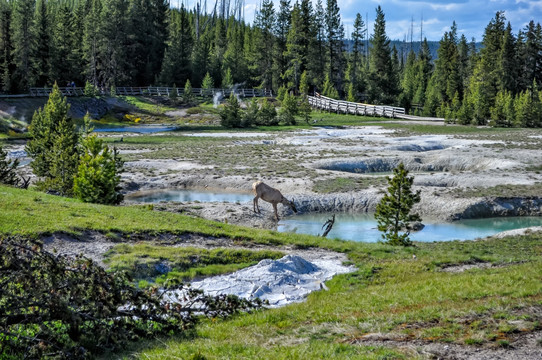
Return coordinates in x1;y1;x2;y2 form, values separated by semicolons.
113;125;542;229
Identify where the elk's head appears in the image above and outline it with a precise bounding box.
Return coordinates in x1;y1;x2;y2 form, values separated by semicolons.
282;198;297;213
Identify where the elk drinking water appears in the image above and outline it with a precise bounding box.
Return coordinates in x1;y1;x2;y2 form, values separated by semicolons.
252;181;297;221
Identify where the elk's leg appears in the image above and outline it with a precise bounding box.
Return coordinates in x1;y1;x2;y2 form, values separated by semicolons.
272;203;279;221
253;196;260;213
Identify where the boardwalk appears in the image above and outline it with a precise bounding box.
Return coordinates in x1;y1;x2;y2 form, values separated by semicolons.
308;94;444;122
28;86;273;98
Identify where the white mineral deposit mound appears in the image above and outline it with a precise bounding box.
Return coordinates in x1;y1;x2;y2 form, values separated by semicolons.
190;255;355;307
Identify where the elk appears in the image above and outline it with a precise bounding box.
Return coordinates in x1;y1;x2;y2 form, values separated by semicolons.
252;181;297;221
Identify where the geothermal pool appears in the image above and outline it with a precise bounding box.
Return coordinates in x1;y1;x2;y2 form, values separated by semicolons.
93;125;178;133
125;189;254;203
278;213;542;242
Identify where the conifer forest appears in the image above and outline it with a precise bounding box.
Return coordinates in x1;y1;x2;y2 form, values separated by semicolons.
0;0;541;125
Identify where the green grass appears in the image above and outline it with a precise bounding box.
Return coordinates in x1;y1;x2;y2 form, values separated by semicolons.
126;236;542;359
104;244;284;284
0;185;352;251
312;177;388;193
122;96;177;114
452;183;542;198
2;184;542;359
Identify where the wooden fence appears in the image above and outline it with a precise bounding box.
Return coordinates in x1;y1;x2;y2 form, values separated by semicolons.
308;94;405;118
29;86;273;98
308;93;444;121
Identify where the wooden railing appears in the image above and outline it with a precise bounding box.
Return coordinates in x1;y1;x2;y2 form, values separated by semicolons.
308;93;444;121
308;93;405;118
29;86;273;98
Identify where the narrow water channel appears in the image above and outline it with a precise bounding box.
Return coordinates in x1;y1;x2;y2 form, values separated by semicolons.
125;189;254;203
278;213;542;242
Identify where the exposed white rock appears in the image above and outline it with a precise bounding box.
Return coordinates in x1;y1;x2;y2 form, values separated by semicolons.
189;255;355;307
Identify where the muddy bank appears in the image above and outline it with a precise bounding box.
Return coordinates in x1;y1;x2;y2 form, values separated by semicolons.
130;188;542;230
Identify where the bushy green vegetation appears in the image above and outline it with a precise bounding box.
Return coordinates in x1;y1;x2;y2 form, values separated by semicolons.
0;236;261;359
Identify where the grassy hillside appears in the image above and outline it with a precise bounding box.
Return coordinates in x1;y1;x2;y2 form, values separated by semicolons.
1;184;541;359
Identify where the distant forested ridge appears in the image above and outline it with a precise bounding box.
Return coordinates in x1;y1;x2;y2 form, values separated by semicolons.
0;0;541;126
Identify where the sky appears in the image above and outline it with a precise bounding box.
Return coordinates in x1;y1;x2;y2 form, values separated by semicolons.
176;0;542;42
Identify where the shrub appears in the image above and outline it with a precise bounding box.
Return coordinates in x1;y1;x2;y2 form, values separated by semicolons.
219;92;242;128
278;92;298;125
257;98;278;126
73;115;124;205
0;236;262;359
0;145;19;186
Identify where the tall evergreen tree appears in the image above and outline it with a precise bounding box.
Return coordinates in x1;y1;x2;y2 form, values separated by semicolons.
368;6;398;104
375;162;421;246
34;0;49;86
98;0;129;87
325;0;345;93
26;83;79;195
310;0;326;89
273;0;290;89
411;39;433;109
11;0;37;92
347;13;365;98
159;6;193;86
254;0;275;90
499;22;518;93
0;0;14;92
50;5;76;86
284;1;313;91
83;0;102;87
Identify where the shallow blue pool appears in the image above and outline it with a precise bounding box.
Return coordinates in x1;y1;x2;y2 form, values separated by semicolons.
125;189;253;203
278;213;542;242
93;125;177;133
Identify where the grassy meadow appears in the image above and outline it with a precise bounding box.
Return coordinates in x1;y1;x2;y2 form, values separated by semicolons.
2;100;542;358
1;184;541;359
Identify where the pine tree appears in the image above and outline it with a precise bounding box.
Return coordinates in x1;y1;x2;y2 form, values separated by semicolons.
73;115;123;205
12;0;37;92
220;92;242;128
254;0;275;90
273;0;291;89
34;0;50;86
26;83;79;195
322;73;339;99
499;22;517;93
0;1;14;92
299;70;312;124
183;79;194;104
83;0;102;88
310;0;326;89
223;22;246;84
222;67;233;88
50;5;76;86
159;6;193;86
0;144;19;186
368;6;398;104
348;13;366;97
375;162;421;246
412;38;433;110
201;72;214;98
325;0;345;93
400;50;417;111
98;0;129;87
278;91;298;125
